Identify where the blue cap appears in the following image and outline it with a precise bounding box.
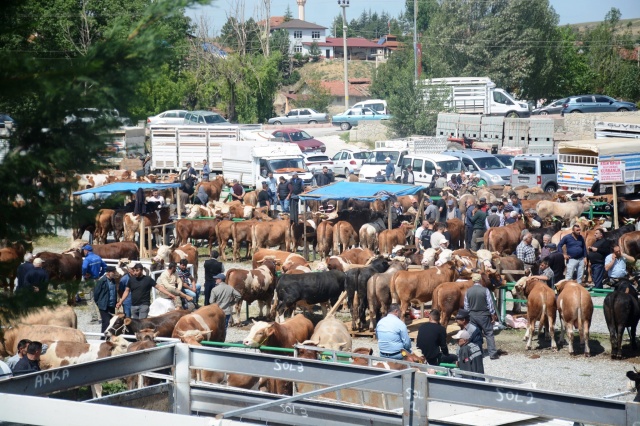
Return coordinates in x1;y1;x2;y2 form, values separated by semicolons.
214;273;226;281
82;245;92;251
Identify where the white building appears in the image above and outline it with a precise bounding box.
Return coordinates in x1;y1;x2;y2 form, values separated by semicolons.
271;19;331;56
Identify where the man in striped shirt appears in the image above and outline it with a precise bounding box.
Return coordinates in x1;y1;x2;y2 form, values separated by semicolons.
516;233;536;272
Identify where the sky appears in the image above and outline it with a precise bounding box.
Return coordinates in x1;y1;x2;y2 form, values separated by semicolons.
186;0;640;36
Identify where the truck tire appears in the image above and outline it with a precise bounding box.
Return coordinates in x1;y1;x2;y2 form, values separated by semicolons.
340;122;351;131
308;120;317;124
544;183;557;193
506;111;520;118
273;120;282;125
446;142;462;150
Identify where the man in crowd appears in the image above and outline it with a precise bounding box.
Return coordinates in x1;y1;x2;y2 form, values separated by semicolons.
12;341;42;376
531;258;555;288
470;203;487;251
430;223;446;249
424;197;438;222
257;182;271;212
414;220;428;251
588;228;611;289
485;205;502;228
6;339;31;370
510;194;523;214
82;245;107;281
539;234;552;260
416;309;457;366
505;210;520;225
209;274;242;329
453;329;484;379
376;304;412;360
289;172;304;223
22;258;49;302
454;309;483;348
558;224;587;284
116;263;157;319
94;266;119;335
374;170;386;182
204;250;224;306
16;253;34;292
277;176;291;213
436;194;448;223
153;262;193;314
146;189;165;205
464;273;500;360
419;219;436;250
201;158;210;182
266;171;278;208
446;199;461;220
118;262;133;317
230;179;245;202
316;166;334;187
178;259;200;307
384;157;394;181
545;243;566;286
464;198;475;249
401;165;415;184
185;162;197;181
605;244;635;282
516;233;536;273
478;197;489;213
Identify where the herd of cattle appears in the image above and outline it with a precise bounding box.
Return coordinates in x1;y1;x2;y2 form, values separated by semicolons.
4;175;640;396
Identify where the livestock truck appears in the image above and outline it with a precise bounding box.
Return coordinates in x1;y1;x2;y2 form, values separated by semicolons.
557;138;640;194
420;77;531;118
222;140;314;189
149;125;275;174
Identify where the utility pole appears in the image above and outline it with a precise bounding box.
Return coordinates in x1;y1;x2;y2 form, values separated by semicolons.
339;0;350;110
413;0;418;82
265;0;271;56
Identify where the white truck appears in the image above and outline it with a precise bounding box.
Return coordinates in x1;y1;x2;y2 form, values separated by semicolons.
358;136;451;182
222;141;314;189
149;125;275;173
420;77;531;118
557;138;640;194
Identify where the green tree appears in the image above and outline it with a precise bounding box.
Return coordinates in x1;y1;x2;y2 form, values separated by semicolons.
303;81;332;113
404;0;439;34
309;41;321;62
284;5;293;21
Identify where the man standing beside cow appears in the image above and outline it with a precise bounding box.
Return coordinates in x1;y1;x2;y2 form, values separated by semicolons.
289;172;304;223
16;253;34;292
209;273;241;329
588;229;611;289
545;243;566;286
376;303;413;360
22;258;49;303
94;266;119;336
277;176;292;213
558;225;587;284
204;251;225;306
470;203;487;251
516;234;536;273
177;258;200;307
464;273;500;360
12;341;43;376
116;263;157;319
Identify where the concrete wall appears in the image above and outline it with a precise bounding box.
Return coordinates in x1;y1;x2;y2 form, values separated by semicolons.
555;111;640;140
348;121;390;143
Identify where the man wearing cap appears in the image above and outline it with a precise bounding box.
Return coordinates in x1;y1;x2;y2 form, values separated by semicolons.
289;172;304;223
185;162;197;181
452;329;484;378
416;309;457;366
94;266;119;335
376;303;412;360
82;245;107;281
117;263;158;319
384;157;394;181
504;208;519;225
201;159;210;182
16;253;34;292
464;273;499;360
204;251;225;306
424;197;438;222
209;274;242;329
446;199;461;220
230;179;245;202
485;205;502;228
478;197;488;213
22;258;49;302
455;309;483;348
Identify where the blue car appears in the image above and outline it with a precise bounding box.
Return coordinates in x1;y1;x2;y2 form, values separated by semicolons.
561;95;638;116
331;107;391;131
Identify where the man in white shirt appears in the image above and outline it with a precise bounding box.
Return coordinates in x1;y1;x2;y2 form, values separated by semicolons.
414;220;428;249
430;223;446;249
146;189;165;205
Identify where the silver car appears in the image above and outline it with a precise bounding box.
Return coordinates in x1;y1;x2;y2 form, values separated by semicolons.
147;110;188;126
511;154;558;192
532;98;567;115
184;111;229;125
268;108;329;125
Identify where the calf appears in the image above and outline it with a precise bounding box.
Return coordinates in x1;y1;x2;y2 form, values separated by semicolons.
339;248;375;265
346;257;390;331
172;304;226;342
243;314;314;355
40;336;124;369
302;315;352;352
513;277;558;351
215;220;234;261
251;220;292;254
378;223;413;256
252;249;308;272
333;221;358;254
126;329;159;390
90;241;140;261
275;270;346;318
226;258;277;324
0;325;85;357
604;279;640;359
231;218;256;262
105;310;190;338
316;221;334;259
555;279;594;357
7;306;77;329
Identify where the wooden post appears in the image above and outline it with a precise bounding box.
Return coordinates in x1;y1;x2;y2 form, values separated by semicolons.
176;187;182;218
613;184;619;229
147;227;153;253
303;199;308;261
387;199;393;230
139;217;145;258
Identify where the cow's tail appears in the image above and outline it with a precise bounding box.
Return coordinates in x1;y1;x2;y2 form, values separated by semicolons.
333;222;340;254
485;228;493;252
390;273;399;304
539;293;547;335
577;290;583;339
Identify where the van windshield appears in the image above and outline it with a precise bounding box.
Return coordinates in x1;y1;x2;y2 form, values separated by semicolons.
513;160;536;174
268;158;308;173
437;160;462;174
353;152;372;160
475;156;506;170
366;151;398;164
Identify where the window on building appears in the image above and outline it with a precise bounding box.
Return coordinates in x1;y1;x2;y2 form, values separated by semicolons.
294;31;302;39
312;31;320;39
294;45;302;53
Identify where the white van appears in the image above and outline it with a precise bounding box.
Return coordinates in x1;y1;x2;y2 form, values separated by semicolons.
399;154;463;186
351;99;388;115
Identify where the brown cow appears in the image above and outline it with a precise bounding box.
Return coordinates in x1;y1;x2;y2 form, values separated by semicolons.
232;220;258;261
333;221;358;254
367;259;409;331
197;176;225;202
555;279;594;357
446;218;464;250
154;243;199;281
90;242;140;261
316;221;334;259
94;209;115;244
172;304;227;342
227;258;277;324
251;220;292;254
216;220;234;261
40;335;130;371
244;191;259;207
378;223;413;256
35;250;83;304
484;216;529;254
252;249;308;272
243;314;314;357
123;207;171;241
620;231;640;260
6;306;77;329
105;310;190;338
0;240;32;293
0;325;85;357
513;277;558;351
390;261;459;320
339;248;375;265
125;328;159;390
176;218;219;251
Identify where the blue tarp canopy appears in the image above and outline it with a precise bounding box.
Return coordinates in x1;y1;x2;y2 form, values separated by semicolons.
73;182;181;195
299;181;423;202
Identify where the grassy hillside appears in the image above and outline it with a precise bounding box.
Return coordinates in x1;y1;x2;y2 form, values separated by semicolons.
298;60;376;82
569;17;640;38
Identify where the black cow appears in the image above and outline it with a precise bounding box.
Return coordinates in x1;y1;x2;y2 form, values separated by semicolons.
275;270;346;317
529;219;562;246
604;279;640;359
604;223;636;244
626;369;640;402
345;257;390;331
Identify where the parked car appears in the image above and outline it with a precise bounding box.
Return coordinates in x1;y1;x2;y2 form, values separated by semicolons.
532;98;567;115
331;148;372;176
303;153;333;173
510;154;558;192
494;154;515;169
184;110;229;125
147;110;188;126
561;95;638;115
64;108;131;126
331;107;391;131
351;99;388;115
442;149;512;184
268;108;329;125
271;128;326;153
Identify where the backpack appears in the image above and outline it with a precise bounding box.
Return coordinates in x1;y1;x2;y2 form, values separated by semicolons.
421;229;434;249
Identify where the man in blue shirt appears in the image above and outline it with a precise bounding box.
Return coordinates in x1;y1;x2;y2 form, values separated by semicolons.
94;266;118;335
82;245;107;280
558;225;587;284
605;245;633;280
376;304;412;360
118;262;133;317
201;159;210;181
384;157;395;181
